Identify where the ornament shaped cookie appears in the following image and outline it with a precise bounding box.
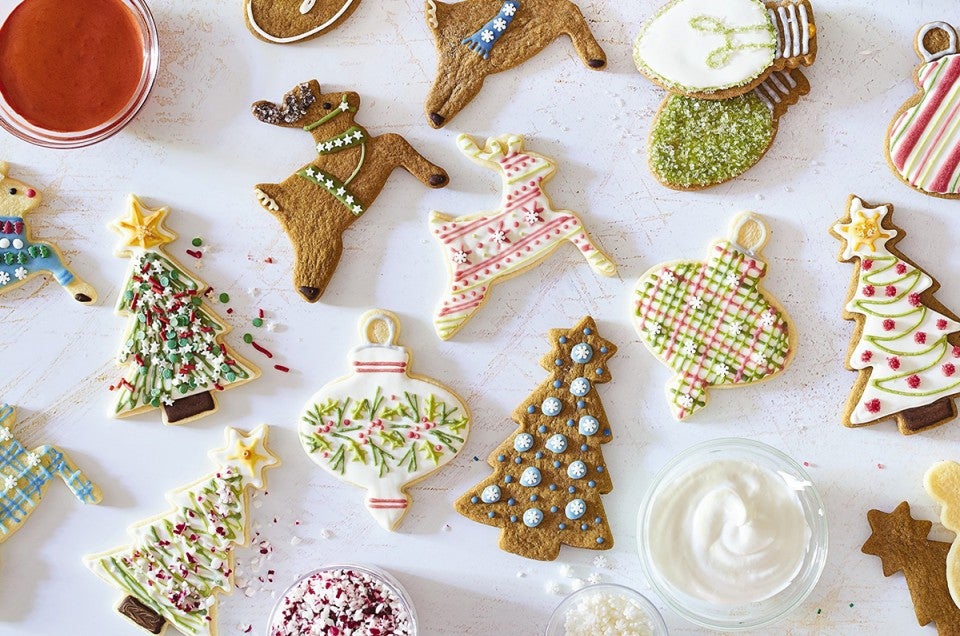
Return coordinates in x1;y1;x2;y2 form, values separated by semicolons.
649;69;809;189
252;81;449;303
299;310;470;531
862;501;960;633
634;0;816;99
925;461;960;610
424;0;607;128
455;316;616;561
887;22;960;198
632;213;794;420
430;134;616;340
0;403;101;550
86;425;279;636
109;196;259;425
244;0;361;44
0;163;96;303
832;196;960;435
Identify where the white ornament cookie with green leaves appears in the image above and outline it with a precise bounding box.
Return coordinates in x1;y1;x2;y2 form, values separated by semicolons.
634;0;817;99
298;309;470;530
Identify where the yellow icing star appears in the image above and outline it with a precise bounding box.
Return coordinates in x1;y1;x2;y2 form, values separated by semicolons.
834;200;894;259
110;195;176;256
209;425;279;489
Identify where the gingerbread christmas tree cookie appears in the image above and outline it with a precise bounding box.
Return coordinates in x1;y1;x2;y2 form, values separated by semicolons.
832;196;960;434
86;425;279;636
109;195;259;425
456;316;616;561
632;212;795;420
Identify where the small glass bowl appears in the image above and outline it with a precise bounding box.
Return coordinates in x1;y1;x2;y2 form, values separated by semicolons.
267;563;418;636
637;438;828;631
0;0;159;148
545;584;668;636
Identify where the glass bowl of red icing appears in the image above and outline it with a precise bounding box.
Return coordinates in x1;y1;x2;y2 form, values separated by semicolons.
268;564;417;636
0;0;159;148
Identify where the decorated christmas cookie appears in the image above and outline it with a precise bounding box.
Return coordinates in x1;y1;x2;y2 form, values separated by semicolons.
455;316;616;561
0;163;96;303
86;425;279;636
924;461;960;609
887;22;960;198
862;502;960;633
424;0;606;128
299;310;470;531
109;196;259;426
649;69;809;189
252;80;448;303
244;0;361;44
632;213;795;420
0;403;101;552
634;0;817;99
430;134;616;340
831;196;960;435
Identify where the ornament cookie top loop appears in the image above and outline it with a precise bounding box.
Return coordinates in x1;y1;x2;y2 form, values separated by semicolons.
729;212;769;255
358;309;400;347
917;21;958;62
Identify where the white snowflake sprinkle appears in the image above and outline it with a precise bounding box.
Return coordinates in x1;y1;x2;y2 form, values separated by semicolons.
481;29;495;42
587;572;602;585
681;341;697;356
646;322;662;336
2;475;16;492
24;452;41;468
758;310;777;328
13;267;26;281
545;581;561;595
728;321;745;336
677;394;695;409
503;2;516;15
493;17;507;31
660;270;677;285
714;362;730;377
724;272;740;287
451;249;469;265
688;295;705;310
592;555;608;569
0;272;10;285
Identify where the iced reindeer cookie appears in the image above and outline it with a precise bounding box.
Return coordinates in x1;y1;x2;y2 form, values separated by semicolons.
244;0;361;44
632;213;795;420
456;316;617;561
0;403;100;556
86;425;279;636
649;68;809;190
252;81;448;303
299;310;470;531
832;196;960;435
887;22;960;199
0;162;96;303
430;134;616;340
424;0;606;128
925;461;960;610
634;0;816;99
109;196;259;425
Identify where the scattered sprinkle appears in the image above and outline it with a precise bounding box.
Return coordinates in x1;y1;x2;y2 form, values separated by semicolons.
243;333;253;344
264;257;274;264
252;341;274;358
258;308;265;319
274;364;290;373
266;321;277;332
817;608;822;615
186;249;202;259
219;292;230;303
442;523;451;532
320;528;333;539
877;463;885;469
803;461;810;467
473;456;480;462
192;237;203;247
253;317;264;328
559;564;574;578
290;536;303;546
545;581;562;595
516;570;527;578
592;555;609;569
227;308;234;314
587;572;602;585
849;603;854;608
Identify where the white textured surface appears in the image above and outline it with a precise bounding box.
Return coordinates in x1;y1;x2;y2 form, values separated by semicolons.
0;0;957;634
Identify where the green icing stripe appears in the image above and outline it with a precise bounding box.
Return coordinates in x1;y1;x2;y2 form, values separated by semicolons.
297;166;366;216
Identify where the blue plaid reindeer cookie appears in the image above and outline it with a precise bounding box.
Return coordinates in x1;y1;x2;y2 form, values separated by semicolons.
0;404;101;549
0;162;96;303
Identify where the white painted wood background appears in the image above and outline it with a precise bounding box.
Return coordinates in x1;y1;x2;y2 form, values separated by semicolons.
0;0;957;634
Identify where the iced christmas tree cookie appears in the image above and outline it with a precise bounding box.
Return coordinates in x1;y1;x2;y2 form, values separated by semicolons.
0;162;96;303
299;310;470;531
632;213;795;420
85;425;279;636
832;196;960;434
456;316;616;561
108;195;259;425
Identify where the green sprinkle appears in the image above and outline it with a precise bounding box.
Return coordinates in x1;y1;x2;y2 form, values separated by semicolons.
252;318;264;328
243;333;253;344
192;237;203;247
225;372;237;383
649;92;773;189
817;609;822;615
218;292;230;303
849;603;854;608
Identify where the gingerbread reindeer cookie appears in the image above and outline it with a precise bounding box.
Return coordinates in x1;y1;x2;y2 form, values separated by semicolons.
244;0;362;43
423;0;606;128
252;81;449;303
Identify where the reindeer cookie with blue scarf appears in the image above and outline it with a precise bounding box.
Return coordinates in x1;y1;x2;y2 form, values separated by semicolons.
424;0;606;128
0;163;96;303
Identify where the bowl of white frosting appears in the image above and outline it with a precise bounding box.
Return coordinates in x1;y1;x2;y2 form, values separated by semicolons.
637;438;828;630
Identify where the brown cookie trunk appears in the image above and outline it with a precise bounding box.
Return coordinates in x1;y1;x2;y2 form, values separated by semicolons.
900;397;957;433
118;596;165;634
163;391;216;424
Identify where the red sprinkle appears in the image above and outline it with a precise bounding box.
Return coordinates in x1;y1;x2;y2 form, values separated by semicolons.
259;308;265;319
186;249;202;259
264;257;273;263
274;364;290;373
251;341;274;358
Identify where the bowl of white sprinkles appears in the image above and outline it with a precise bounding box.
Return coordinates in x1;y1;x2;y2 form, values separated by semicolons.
268;564;417;636
545;583;668;636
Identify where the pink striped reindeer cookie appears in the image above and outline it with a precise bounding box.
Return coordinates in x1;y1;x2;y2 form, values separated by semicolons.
429;134;616;340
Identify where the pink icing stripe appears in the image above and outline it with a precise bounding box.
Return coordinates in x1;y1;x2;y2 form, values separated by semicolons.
504;188;543;212
893;56;960;169
437;215;504;243
909;83;960;184
454;216;574;282
438;296;483;317
930;140;960;192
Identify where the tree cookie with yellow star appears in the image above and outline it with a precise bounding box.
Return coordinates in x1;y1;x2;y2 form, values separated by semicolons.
85;425;279;636
831;195;960;434
108;195;260;426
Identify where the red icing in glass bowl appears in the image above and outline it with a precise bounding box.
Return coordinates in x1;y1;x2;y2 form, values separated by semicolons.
0;0;158;147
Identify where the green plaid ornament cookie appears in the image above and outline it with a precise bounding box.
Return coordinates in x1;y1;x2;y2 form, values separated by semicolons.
632;213;795;420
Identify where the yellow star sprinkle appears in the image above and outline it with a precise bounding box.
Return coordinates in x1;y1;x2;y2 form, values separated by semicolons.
209;425;279;489
110;195;176;255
